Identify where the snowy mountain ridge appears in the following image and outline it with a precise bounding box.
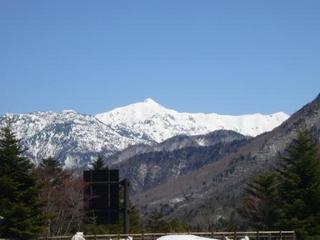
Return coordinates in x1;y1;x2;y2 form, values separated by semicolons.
96;98;289;142
0;98;289;167
2;111;145;168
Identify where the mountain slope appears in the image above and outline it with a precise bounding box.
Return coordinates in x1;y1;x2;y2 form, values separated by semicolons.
112;130;250;193
132;94;320;224
107;130;250;165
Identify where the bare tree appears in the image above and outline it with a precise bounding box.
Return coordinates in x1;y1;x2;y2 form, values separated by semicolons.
37;159;85;236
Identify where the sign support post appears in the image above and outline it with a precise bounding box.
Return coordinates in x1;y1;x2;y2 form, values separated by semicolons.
121;178;130;235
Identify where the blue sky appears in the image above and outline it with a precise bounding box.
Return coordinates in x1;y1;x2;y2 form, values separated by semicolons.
0;1;319;115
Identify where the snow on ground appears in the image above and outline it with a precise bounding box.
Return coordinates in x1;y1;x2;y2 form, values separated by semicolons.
157;235;219;240
156;235;250;240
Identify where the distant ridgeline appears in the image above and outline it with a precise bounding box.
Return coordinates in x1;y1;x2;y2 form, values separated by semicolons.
0;98;288;168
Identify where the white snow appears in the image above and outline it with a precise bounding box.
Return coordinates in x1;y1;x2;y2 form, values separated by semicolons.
1;111;146;167
169;197;185;204
157;235;219;240
1;98;289;168
157;235;249;240
96;98;289;142
71;232;85;240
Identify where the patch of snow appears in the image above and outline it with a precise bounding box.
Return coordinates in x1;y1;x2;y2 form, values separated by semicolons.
71;232;85;240
157;235;219;240
169;197;185;204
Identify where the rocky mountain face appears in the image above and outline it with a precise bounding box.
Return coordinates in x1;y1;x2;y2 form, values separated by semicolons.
110;130;251;193
132;94;320;225
107;130;249;165
0;99;288;168
0;111;146;168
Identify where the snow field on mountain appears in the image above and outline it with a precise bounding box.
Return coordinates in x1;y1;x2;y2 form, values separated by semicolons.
96;98;289;142
1;98;289;167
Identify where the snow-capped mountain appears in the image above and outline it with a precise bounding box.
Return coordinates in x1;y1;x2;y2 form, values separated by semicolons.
96;98;289;142
0;98;289;167
1;111;146;168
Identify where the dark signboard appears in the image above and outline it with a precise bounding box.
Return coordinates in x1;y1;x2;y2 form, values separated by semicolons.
83;170;119;224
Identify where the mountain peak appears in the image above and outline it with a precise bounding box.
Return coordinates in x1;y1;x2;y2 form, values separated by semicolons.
143;98;157;104
128;98;166;111
122;98;165;111
141;98;163;108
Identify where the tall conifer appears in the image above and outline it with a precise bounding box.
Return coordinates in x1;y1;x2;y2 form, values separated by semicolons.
238;172;281;230
0;122;45;239
90;155;108;170
278;130;320;237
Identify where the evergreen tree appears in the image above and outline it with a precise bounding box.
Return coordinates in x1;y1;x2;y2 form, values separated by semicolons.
239;130;320;236
238;172;281;230
39;157;65;186
40;157;63;174
0;122;45;239
277;130;320;237
90;155;108;170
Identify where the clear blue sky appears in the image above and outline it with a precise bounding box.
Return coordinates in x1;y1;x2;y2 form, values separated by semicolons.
1;1;320;115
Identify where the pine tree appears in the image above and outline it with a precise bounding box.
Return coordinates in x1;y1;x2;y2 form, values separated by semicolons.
238;171;281;230
40;157;62;174
39;157;65;186
277;130;320;237
90;155;108;170
0;122;45;239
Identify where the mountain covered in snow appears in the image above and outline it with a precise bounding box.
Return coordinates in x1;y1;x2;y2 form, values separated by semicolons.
96;98;289;142
0;111;146;168
0;98;289;167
